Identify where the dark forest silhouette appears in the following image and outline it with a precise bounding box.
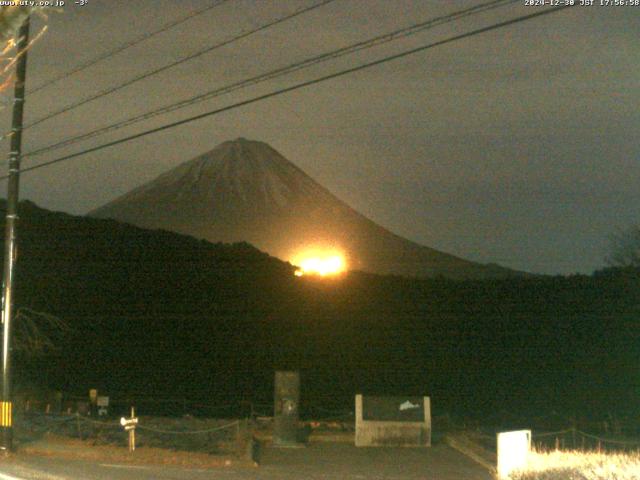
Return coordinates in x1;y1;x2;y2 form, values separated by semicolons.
2;200;639;422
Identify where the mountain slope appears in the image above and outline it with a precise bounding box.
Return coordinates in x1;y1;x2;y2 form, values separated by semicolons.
1;201;636;419
91;138;518;279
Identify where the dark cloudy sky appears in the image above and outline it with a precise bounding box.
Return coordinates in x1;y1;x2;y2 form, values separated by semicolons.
1;0;638;275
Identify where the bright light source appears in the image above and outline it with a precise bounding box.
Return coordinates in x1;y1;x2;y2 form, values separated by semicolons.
291;250;346;277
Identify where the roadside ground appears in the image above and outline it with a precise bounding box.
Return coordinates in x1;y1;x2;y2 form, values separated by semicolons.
0;433;494;480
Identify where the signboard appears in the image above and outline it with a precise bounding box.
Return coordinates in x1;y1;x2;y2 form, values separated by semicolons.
362;396;424;422
120;416;138;431
355;394;431;447
497;430;531;479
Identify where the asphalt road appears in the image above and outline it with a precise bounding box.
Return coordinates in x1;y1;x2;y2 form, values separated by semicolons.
0;444;493;479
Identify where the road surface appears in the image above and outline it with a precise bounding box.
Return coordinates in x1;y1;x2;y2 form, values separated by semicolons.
0;443;493;479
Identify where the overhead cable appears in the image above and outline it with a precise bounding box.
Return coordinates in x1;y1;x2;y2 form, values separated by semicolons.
2;5;572;180
27;0;231;96
24;0;518;160
21;0;336;131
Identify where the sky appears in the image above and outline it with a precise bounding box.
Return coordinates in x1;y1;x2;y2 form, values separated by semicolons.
0;0;638;275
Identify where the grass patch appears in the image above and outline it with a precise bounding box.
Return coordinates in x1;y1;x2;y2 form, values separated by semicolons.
510;450;640;480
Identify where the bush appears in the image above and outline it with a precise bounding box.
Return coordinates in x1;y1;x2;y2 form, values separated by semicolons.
510;450;640;480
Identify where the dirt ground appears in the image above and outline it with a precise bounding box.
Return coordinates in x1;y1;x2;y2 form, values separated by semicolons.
16;433;238;468
9;434;494;480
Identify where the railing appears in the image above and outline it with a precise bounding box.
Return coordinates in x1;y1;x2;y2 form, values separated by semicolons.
15;410;246;456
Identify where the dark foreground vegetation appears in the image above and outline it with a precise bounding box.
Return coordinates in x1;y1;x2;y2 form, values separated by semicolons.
2;201;639;423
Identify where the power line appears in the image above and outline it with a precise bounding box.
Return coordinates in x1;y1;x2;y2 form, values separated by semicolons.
2;5;572;180
21;0;336;131
24;0;518;160
27;0;230;96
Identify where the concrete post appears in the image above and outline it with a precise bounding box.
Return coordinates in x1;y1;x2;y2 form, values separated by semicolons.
273;371;300;447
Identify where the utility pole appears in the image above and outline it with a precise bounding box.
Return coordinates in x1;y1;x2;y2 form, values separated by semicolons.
1;17;30;453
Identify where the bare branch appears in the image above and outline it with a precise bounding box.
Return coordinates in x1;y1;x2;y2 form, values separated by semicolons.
12;307;70;356
606;225;640;268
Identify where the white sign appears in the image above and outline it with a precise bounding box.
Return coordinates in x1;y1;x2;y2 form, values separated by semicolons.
120;416;139;430
497;430;531;479
399;400;420;411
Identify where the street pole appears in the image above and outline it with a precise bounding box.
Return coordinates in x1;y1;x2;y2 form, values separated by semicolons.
1;17;30;453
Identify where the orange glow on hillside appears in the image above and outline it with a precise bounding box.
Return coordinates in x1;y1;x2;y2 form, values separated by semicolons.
292;250;346;277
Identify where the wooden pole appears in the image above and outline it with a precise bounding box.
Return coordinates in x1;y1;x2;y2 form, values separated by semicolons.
128;406;135;452
76;412;82;440
1;16;29;454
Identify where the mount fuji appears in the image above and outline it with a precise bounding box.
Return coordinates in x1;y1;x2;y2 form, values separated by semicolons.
90;138;518;279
